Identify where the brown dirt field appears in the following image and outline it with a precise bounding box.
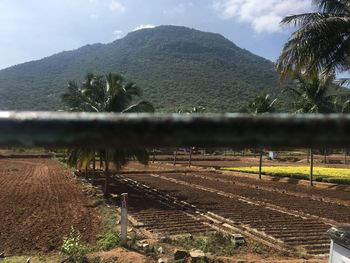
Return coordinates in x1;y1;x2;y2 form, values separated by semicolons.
118;160;350;257
90;247;152;262
0;158;101;255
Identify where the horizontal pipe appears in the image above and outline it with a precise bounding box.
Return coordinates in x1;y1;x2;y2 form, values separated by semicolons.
0;112;349;149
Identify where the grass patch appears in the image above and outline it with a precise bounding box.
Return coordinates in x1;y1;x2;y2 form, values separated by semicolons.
98;205;119;234
1;255;62;263
174;232;242;256
95;204;121;251
223;166;350;184
96;232;120;251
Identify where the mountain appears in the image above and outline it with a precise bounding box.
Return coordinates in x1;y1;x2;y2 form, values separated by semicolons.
0;25;284;112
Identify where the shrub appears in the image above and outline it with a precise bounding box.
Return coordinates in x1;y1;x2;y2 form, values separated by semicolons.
60;227;89;263
96;232;120;251
175;232;240;256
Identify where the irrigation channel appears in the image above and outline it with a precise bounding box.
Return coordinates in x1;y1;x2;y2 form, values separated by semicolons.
106;169;350;257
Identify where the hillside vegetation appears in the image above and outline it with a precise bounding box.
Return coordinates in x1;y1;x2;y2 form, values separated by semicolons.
0;25;284;112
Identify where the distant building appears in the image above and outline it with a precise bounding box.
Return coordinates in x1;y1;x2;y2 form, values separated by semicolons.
268;151;278;160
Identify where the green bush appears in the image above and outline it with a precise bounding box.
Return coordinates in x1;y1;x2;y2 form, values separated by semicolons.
60;227;89;263
96;232;120;251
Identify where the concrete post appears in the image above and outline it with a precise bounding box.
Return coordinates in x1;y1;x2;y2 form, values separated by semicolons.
120;193;128;246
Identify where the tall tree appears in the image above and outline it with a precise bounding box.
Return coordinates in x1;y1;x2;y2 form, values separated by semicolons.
276;0;350;79
62;72;154;194
285;72;339;186
248;93;277;114
286;73;338;114
247;93;277;179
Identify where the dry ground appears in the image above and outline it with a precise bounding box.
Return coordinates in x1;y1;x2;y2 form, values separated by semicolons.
0;158;101;255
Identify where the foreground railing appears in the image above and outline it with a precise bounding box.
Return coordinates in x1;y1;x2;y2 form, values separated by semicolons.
0;111;350;148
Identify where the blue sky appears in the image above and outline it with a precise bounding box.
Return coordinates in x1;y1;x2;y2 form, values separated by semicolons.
0;0;313;70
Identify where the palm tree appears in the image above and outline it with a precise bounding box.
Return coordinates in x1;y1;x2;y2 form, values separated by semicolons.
285;72;339;185
248;93;277;114
248;93;277;179
287;73;338;114
276;0;350;79
62;72;154;194
66;148;95;179
187;106;206;167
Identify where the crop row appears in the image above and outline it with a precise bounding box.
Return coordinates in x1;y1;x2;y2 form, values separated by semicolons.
223;166;350;184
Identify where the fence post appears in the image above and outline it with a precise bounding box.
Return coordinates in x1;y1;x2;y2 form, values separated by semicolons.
121;193;128;246
173;149;177;166
310;149;314;187
345;149;347;165
259;151;263;179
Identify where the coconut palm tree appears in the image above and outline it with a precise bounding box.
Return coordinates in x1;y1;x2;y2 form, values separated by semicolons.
62;72;154;194
248;93;277;114
285;72;340;185
248;93;277;179
287;72;338;114
276;0;350;79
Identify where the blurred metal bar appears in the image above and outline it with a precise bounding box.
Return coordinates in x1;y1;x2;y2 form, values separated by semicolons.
0;112;350;149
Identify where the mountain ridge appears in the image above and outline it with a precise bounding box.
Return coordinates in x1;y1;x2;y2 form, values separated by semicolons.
0;25;282;112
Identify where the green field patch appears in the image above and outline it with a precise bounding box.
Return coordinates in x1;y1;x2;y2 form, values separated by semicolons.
222;166;350;185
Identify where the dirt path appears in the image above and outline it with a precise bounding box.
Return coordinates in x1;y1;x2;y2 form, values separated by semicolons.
0;158;101;255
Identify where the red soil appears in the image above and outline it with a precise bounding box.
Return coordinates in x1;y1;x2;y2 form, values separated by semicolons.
0;158;101;255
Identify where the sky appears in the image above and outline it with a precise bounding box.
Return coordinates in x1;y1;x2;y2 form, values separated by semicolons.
0;0;314;70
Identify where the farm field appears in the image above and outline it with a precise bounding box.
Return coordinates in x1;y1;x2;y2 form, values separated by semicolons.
156;152;350;169
224;166;350;184
0;158;101;255
121;158;350;257
2;156;350;262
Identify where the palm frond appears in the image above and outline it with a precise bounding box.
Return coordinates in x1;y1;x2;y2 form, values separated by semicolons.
276;1;350;80
312;0;347;15
122;101;155;113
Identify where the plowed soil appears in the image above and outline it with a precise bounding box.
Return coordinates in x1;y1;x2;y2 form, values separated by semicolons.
0;158;101;255
121;163;350;255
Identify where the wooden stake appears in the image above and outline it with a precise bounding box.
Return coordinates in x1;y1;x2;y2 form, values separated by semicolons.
259;151;263;180
310;149;314;187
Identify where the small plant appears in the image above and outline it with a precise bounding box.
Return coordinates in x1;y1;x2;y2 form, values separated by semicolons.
251;242;262;254
175;232;240;257
296;249;308;259
195;237;210;252
176;234;195;248
96;232;120;251
60;227;89;262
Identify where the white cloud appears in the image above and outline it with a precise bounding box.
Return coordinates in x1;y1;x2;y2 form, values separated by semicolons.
113;29;124;39
90;13;99;20
133;24;156;31
212;0;312;33
163;2;194;15
109;0;126;12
